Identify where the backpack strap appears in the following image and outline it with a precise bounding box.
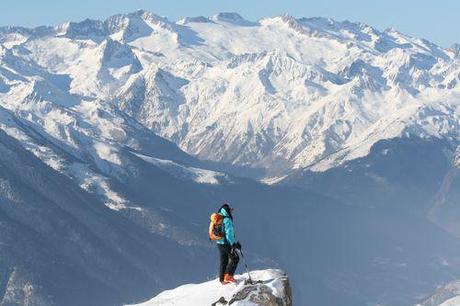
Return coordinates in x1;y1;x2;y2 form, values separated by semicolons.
221;216;230;245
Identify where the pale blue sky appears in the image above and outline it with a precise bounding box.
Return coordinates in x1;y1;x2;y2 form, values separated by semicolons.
0;0;459;47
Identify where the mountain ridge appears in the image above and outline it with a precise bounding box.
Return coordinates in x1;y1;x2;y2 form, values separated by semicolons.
2;11;460;180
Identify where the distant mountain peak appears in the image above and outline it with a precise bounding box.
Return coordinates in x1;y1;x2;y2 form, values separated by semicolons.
211;12;256;26
58;18;107;39
1;10;460;177
213;12;245;21
449;43;460;58
177;16;213;25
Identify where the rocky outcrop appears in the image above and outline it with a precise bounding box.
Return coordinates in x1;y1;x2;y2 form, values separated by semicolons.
129;269;292;306
418;281;460;306
220;271;291;306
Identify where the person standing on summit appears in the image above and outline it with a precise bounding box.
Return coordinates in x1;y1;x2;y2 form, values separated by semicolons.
208;203;241;284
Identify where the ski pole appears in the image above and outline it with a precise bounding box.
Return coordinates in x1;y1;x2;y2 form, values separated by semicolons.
238;248;253;284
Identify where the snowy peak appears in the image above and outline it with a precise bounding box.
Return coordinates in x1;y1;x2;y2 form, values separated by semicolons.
2;10;460;177
262;15;382;47
0;27;30;48
211;12;255;26
54;10;177;43
128;269;292;306
449;43;460;58
99;38;142;72
0;25;54;48
58;19;107;40
177;16;213;25
341;59;388;93
260;15;448;61
261;15;316;37
106;10;171;42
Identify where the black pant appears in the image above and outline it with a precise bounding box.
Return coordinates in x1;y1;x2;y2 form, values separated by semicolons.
217;243;239;281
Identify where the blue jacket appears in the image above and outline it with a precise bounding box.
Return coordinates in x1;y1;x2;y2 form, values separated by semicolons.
216;207;236;245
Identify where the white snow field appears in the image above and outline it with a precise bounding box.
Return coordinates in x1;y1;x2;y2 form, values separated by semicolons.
128;269;291;306
439;296;460;306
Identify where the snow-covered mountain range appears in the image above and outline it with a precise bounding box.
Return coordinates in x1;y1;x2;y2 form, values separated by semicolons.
2;10;460;181
2;10;460;306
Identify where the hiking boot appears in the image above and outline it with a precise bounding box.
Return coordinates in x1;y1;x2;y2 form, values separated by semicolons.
224;273;236;283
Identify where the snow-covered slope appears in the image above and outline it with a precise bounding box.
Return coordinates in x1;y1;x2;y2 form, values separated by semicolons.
0;128;208;306
439;297;460;306
128;269;291;306
418;280;460;306
2;10;460;178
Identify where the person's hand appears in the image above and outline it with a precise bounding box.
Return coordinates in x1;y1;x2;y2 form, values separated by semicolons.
234;241;242;250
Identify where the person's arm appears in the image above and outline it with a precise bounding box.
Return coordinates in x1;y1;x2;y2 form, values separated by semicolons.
224;218;236;245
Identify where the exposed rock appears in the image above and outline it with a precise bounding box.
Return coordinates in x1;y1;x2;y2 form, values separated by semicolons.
129;269;292;306
418;280;460;306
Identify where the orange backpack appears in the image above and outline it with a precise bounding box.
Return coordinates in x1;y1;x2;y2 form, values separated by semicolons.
209;213;225;241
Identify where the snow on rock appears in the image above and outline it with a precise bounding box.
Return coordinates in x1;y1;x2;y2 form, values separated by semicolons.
128;269;291;306
211;12;257;27
177;16;214;25
439;296;460;306
417;280;460;306
454;146;460;167
449;43;460;59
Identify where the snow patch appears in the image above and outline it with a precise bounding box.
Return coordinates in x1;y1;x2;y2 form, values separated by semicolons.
134;152;227;185
94;142;122;166
439;296;460;306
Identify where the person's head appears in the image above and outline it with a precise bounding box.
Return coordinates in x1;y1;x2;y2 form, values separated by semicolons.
219;203;234;219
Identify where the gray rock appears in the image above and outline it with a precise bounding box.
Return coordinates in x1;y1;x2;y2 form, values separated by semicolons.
419;280;460;306
227;275;292;306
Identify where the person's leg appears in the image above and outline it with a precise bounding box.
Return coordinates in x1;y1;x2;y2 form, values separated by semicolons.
218;244;228;282
226;246;240;276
